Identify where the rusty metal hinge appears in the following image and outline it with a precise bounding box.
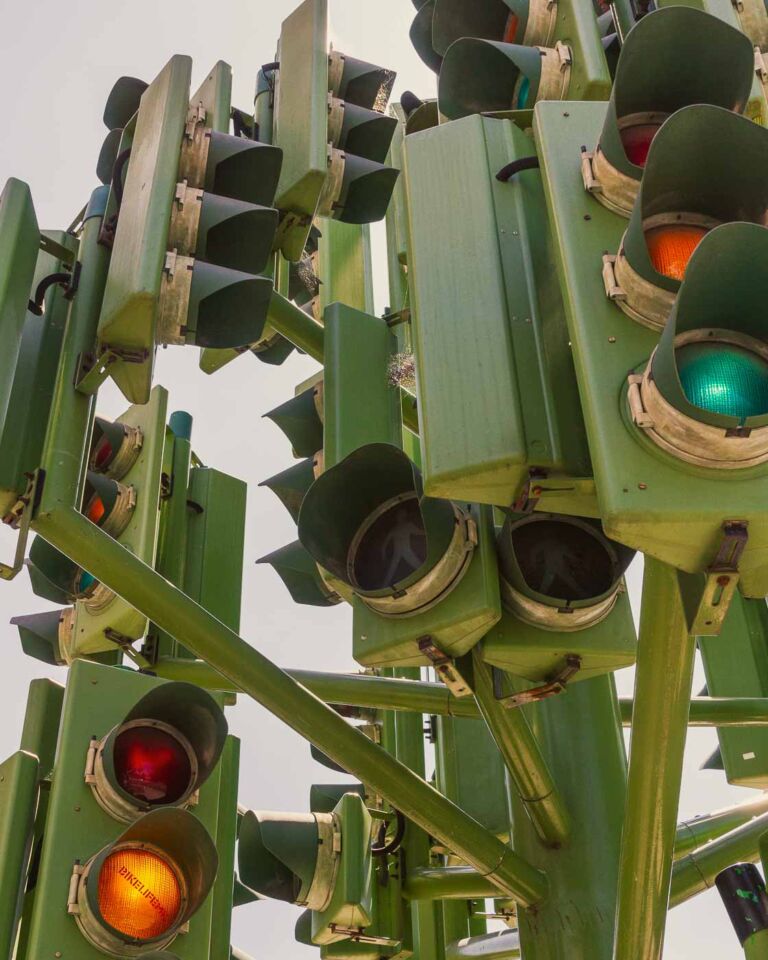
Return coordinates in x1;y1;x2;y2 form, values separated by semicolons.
493;656;582;709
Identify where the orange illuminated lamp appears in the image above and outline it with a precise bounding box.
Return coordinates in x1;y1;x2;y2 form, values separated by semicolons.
645;223;708;281
96;845;183;941
82;472;135;537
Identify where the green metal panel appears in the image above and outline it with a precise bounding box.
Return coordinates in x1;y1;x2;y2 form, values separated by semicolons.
351;503;501;667
184;466;247;632
206;736;241;960
0;232;76;517
191;61;233;134
23;660;225;959
385;105;409;313
481;587;636;684
434;717;510;838
0;751;39;960
405;114;588;506
98;55;192;403
534;99;768;595
19;678;64;781
274;0;330;260
0;178;39;434
317;221;374;316
70;385;168;655
700;595;768;787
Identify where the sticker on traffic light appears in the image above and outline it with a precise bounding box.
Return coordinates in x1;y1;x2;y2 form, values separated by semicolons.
581;7;755;217
97;57;283;403
483;513;637;682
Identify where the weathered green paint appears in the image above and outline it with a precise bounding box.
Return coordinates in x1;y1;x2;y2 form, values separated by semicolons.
0;751;39;959
70;385;168;657
445;930;520;960
700;595;768;787
384;104;408;314
613;559;695;960
209;737;241;960
98;55;191;403
671;810;768;907
274;0;330;260
32;508;547;905
23;660;226;959
675;793;768;858
405;114;588;507
19;677;64;781
534;99;768;595
0;178;39;435
405;868;498;901
513;675;626;960
316;221;374;317
0;230;77;518
745;928;768;960
470;647;569;847
192;60;233;134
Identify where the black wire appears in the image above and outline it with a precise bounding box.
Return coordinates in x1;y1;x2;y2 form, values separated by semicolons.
371;809;406;857
27;271;72;316
496;156;540;182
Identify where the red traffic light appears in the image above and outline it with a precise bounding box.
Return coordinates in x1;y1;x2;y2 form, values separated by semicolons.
113;724;194;807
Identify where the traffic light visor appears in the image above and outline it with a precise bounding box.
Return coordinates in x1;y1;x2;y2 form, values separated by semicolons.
410;1;443;74
238;811;327;905
432;0;532;54
103;76;148;129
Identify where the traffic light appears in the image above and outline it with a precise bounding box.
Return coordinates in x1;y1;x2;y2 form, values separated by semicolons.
482;513;637;683
535;64;768;599
410;2;442;74
16;386;168;663
435;0;613;120
239;792;374;945
580;7;756;218
273;0;399;260
0;178;39;432
404;111;590;508
21;660;234;958
97;57;283;403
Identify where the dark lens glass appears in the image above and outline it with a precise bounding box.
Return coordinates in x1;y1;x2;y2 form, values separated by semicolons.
510;520;614;601
352;495;428;591
113;725;192;805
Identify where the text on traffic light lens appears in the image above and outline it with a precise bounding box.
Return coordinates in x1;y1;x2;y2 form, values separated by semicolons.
113;725;193;805
97;846;182;940
645;224;708;281
351;494;428;591
511;519;615;601
676;341;768;419
619;122;662;168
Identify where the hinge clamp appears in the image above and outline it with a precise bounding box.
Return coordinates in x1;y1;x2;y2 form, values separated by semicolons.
493;656;582;709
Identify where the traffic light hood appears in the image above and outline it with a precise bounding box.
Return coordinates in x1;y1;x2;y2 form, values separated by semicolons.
592;7;753;213
438;39;563;120
264;383;324;458
12;610;69;666
260;457;319;523
257;540;342;607
183;260;273;348
196;133;282;207
328;152;400;225
329;53;396;112
97;129;123;186
298;443;461;603
27;537;84;604
410;1;443;74
332;101;398;165
103;76;148;129
433;0;541;55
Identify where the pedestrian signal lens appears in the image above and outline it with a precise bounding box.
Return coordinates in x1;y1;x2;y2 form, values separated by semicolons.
646;224;708;281
677;342;768;419
350;494;427;590
619;122;662;168
114;726;193;806
511;519;614;601
96;847;182;940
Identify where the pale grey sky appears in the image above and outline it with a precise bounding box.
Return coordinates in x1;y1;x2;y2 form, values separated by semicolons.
0;0;753;956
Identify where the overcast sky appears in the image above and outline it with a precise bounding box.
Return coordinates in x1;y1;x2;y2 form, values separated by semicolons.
0;1;755;956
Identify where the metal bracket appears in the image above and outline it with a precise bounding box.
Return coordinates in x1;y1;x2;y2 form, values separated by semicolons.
493;656;582;709
580;146;602;195
384;307;411;328
556;41;572;68
39;233;76;266
75;346;149;396
67;862;84;914
756;48;768;84
0;471;41;581
626;373;653;429
185;102;206;138
602;254;626;302
683;521;747;636
328;926;399;947
418;637;472;698
512;471;598;518
103;628;153;670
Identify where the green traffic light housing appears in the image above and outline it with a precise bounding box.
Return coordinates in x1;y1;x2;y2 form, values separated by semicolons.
90;416;143;478
83;471;136;537
584;7;754;217
605;105;768;332
319;150;400;225
432;0;554;54
257;541;342;607
11;609;74;666
264;382;324;459
438;38;571;119
328;52;395;113
631;222;768;469
73;807;218;958
87;682;228;823
26;538;96;605
328;100;398;165
497;513;635;631
298;443;475;616
179;127;282;208
260;457;319;523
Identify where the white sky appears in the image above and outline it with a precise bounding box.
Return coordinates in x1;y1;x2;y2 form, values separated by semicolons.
0;0;754;956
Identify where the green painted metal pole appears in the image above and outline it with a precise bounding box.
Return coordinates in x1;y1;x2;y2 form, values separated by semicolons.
514;676;627;959
670;810;768;907
471;648;569;848
445;931;521;960
675;793;768;858
0;751;39;958
614;558;696;960
621;697;768;726
405;867;499;901
31;507;547;906
38;187;109;514
265;289;325;362
745;928;768;959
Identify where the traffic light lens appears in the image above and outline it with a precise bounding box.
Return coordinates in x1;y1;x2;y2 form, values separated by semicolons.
351;495;427;591
503;12;519;42
677;342;768;419
645;224;708;281
75;570;99;597
619;123;662;168
97;847;182;940
516;76;530;109
92;436;115;472
511;520;615;601
113;725;193;805
85;494;106;525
